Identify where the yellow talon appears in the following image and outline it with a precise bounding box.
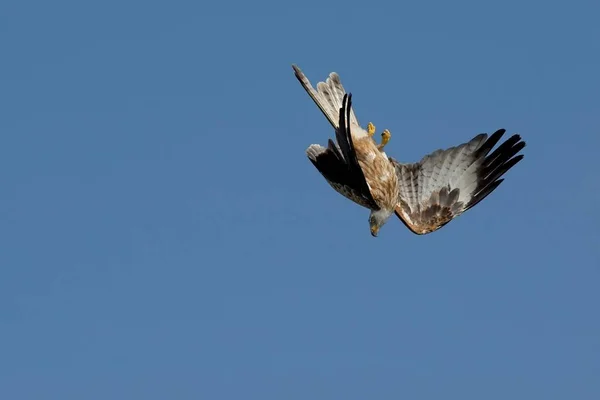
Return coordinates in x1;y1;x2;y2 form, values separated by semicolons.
367;122;376;137
379;129;391;150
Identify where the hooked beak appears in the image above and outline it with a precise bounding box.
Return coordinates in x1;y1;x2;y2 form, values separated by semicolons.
370;225;379;237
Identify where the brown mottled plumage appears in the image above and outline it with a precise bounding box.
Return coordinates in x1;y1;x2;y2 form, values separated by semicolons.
295;65;399;236
353;136;399;212
293;64;526;237
390;129;525;235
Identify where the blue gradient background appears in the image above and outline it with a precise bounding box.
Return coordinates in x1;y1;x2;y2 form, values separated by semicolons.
1;1;599;399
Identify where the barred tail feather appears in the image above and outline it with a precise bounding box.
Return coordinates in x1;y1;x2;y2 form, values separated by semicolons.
292;64;359;129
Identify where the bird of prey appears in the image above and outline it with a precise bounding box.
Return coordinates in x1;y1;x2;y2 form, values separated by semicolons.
293;64;526;236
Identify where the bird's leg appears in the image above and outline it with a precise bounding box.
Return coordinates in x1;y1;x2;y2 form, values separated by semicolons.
367;122;376;137
378;129;391;150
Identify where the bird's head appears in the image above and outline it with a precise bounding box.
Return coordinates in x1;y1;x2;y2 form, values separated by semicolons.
369;208;394;237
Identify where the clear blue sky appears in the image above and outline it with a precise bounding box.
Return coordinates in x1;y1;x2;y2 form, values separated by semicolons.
1;1;599;399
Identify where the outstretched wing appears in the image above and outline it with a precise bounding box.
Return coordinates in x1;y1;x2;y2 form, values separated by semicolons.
390;129;526;235
292;64;360;129
306;94;378;210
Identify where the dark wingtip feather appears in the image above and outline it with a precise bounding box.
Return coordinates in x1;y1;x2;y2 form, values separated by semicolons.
485;134;523;166
466;131;526;211
334;94;352;164
474;129;506;159
467;180;504;210
331;93;378;209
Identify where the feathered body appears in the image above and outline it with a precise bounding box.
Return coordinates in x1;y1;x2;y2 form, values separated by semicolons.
293;65;526;236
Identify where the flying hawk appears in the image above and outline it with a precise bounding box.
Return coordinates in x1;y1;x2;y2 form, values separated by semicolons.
293;65;526;236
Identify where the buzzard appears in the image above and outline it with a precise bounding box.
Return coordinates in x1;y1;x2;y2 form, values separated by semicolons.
293;65;526;236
